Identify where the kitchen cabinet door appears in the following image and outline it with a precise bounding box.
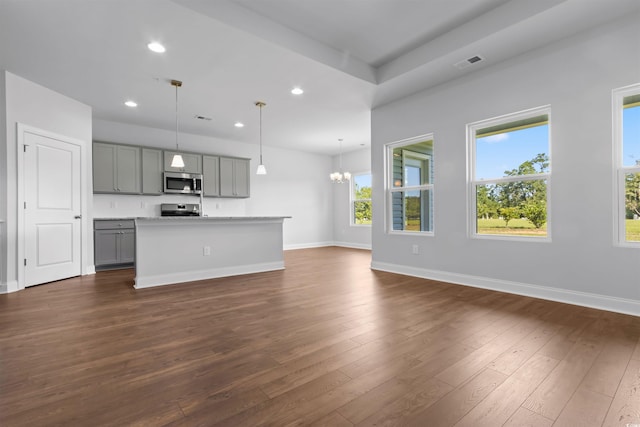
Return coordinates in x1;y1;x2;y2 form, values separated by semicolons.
116;145;141;193
119;229;136;264
233;158;250;197
142;148;163;195
164;151;202;174
94;229;119;266
220;157;250;198
93;142;116;193
202;155;220;197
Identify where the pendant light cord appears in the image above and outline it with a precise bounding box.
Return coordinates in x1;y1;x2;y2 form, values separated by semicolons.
175;83;179;151
259;104;263;164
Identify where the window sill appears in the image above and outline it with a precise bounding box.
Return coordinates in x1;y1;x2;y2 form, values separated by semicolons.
387;230;434;237
471;234;551;243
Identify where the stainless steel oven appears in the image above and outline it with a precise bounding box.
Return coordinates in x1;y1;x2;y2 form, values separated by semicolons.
160;203;201;217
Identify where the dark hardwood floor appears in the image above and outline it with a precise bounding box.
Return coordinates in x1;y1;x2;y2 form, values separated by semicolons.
1;247;639;426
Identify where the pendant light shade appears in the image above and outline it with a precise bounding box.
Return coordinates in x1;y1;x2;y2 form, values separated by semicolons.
330;139;350;183
171;154;185;168
255;101;267;175
170;79;185;168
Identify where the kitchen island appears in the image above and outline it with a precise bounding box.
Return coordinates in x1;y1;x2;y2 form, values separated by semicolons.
134;216;289;289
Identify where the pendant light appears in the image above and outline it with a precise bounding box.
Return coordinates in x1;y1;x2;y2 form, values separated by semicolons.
330;139;351;183
255;101;267;175
170;79;185;168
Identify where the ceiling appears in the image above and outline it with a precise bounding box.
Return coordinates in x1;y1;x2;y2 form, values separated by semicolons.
0;0;638;155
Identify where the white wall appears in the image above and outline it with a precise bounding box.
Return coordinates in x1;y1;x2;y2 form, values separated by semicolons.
332;147;372;249
92;119;334;249
371;14;640;315
0;73;6;288
1;71;93;292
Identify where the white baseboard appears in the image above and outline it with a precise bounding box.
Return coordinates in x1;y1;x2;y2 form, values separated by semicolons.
0;280;19;294
134;261;285;289
284;241;335;250
333;241;372;250
370;261;640;317
284;241;372;251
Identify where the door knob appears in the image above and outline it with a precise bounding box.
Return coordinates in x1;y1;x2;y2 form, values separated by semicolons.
74;215;82;219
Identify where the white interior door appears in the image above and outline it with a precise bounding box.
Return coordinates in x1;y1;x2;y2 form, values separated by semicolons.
23;131;82;286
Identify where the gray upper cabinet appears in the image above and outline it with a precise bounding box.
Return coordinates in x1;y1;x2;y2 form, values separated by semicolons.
93;141;249;198
141;148;163;195
164;151;202;174
93;142;141;194
220;157;250;198
202;155;220;197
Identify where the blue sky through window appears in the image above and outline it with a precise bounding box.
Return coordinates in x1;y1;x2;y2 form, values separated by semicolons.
623;105;640;167
476;124;549;179
354;173;371;189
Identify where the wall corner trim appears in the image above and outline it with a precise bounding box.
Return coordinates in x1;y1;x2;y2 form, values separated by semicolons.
370;261;640;317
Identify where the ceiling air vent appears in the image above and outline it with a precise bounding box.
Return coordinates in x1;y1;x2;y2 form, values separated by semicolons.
454;55;484;70
194;115;212;121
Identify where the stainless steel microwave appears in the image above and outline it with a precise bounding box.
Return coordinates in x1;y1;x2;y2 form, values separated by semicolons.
163;172;203;195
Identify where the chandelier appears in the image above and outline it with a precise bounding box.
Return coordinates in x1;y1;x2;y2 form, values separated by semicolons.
329;138;350;183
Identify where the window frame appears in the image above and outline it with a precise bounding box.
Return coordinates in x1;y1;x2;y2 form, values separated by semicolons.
467;105;552;242
613;83;640;247
350;171;372;227
385;134;435;236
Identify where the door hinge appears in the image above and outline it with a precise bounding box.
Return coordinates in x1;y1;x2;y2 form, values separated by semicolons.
23;144;28;152
24;201;27;209
24;259;27;266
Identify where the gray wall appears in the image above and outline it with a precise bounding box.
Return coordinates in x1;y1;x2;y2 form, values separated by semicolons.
370;14;640;314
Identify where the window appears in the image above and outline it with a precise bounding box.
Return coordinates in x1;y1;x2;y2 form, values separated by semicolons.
351;173;372;225
468;106;550;239
386;135;434;233
614;83;640;245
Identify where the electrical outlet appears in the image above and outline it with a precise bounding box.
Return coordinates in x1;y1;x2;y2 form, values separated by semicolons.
203;246;211;256
412;244;419;255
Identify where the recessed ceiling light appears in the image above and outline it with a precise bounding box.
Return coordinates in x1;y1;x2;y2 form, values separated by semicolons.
124;100;137;107
147;42;166;53
291;87;304;95
234;122;244;128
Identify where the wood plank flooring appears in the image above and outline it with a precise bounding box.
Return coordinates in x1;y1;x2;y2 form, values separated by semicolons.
1;247;639;426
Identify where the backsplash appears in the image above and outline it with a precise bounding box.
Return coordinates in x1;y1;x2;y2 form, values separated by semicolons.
93;194;247;218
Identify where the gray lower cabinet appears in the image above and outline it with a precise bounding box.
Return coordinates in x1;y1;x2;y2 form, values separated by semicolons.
220;157;250;198
141;148;163;195
202;155;220;197
93;142;141;194
94;220;135;270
